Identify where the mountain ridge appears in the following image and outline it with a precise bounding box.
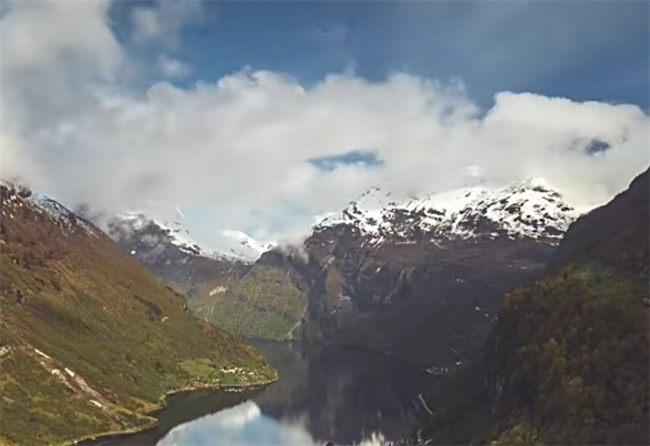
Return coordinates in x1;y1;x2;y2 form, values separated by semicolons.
314;178;579;244
104;212;274;263
194;178;583;365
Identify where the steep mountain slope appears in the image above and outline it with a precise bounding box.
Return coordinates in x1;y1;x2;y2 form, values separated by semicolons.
417;168;649;445
0;183;276;446
208;179;581;364
194;257;308;340
550;169;649;277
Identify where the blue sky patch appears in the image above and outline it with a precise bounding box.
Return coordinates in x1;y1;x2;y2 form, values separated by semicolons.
112;1;649;109
585;139;612;156
308;150;384;172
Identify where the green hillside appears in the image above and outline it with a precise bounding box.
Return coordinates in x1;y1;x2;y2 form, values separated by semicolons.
188;264;307;340
419;168;650;445
0;184;276;446
488;266;648;445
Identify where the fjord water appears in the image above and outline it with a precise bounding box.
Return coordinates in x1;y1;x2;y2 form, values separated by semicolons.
94;341;434;446
158;342;430;446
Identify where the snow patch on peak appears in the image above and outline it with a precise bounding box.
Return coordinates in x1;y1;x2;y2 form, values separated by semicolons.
114;212;220;260
440;180;579;240
221;230;276;255
314;178;582;243
110;213;274;263
118;213;149;231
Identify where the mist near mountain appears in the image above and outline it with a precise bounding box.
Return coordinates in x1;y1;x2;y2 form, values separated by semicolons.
1;1;648;245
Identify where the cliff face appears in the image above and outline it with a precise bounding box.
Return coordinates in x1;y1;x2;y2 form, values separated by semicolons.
299;228;556;365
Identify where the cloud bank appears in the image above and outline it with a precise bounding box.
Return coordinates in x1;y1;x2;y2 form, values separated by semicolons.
1;1;648;246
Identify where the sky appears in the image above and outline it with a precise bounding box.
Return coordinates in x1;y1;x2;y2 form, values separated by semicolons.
1;0;649;248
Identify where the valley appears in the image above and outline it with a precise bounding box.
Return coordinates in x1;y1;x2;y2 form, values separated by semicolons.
3;168;648;446
1;2;647;445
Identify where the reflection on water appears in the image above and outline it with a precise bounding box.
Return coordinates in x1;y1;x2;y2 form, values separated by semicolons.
158;400;392;446
156;342;434;446
93;342;434;446
157;401;320;445
79;386;266;446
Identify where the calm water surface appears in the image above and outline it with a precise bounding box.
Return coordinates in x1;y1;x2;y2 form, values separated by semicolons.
89;341;434;446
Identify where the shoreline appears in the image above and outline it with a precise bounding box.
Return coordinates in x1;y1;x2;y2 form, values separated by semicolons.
60;375;278;446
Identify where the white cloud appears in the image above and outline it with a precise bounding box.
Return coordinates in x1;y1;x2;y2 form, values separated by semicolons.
0;0;121;188
157;54;193;78
0;131;37;183
1;1;648;247
131;0;203;47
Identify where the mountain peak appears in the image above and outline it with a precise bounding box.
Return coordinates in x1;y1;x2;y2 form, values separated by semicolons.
1;181;100;238
106;212;274;263
314;178;581;244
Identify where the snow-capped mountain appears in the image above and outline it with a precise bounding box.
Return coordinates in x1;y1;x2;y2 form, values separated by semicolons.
1;180;273;265
212;178;587;361
101;213;254;297
107;213;273;263
116;213;217;259
314;178;580;245
221;230;277;260
1;180;100;238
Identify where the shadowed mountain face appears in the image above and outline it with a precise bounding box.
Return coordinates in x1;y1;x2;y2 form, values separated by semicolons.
241;230;556;368
550;168;649;278
414;168;649;446
196;180;580;365
0;182;275;446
